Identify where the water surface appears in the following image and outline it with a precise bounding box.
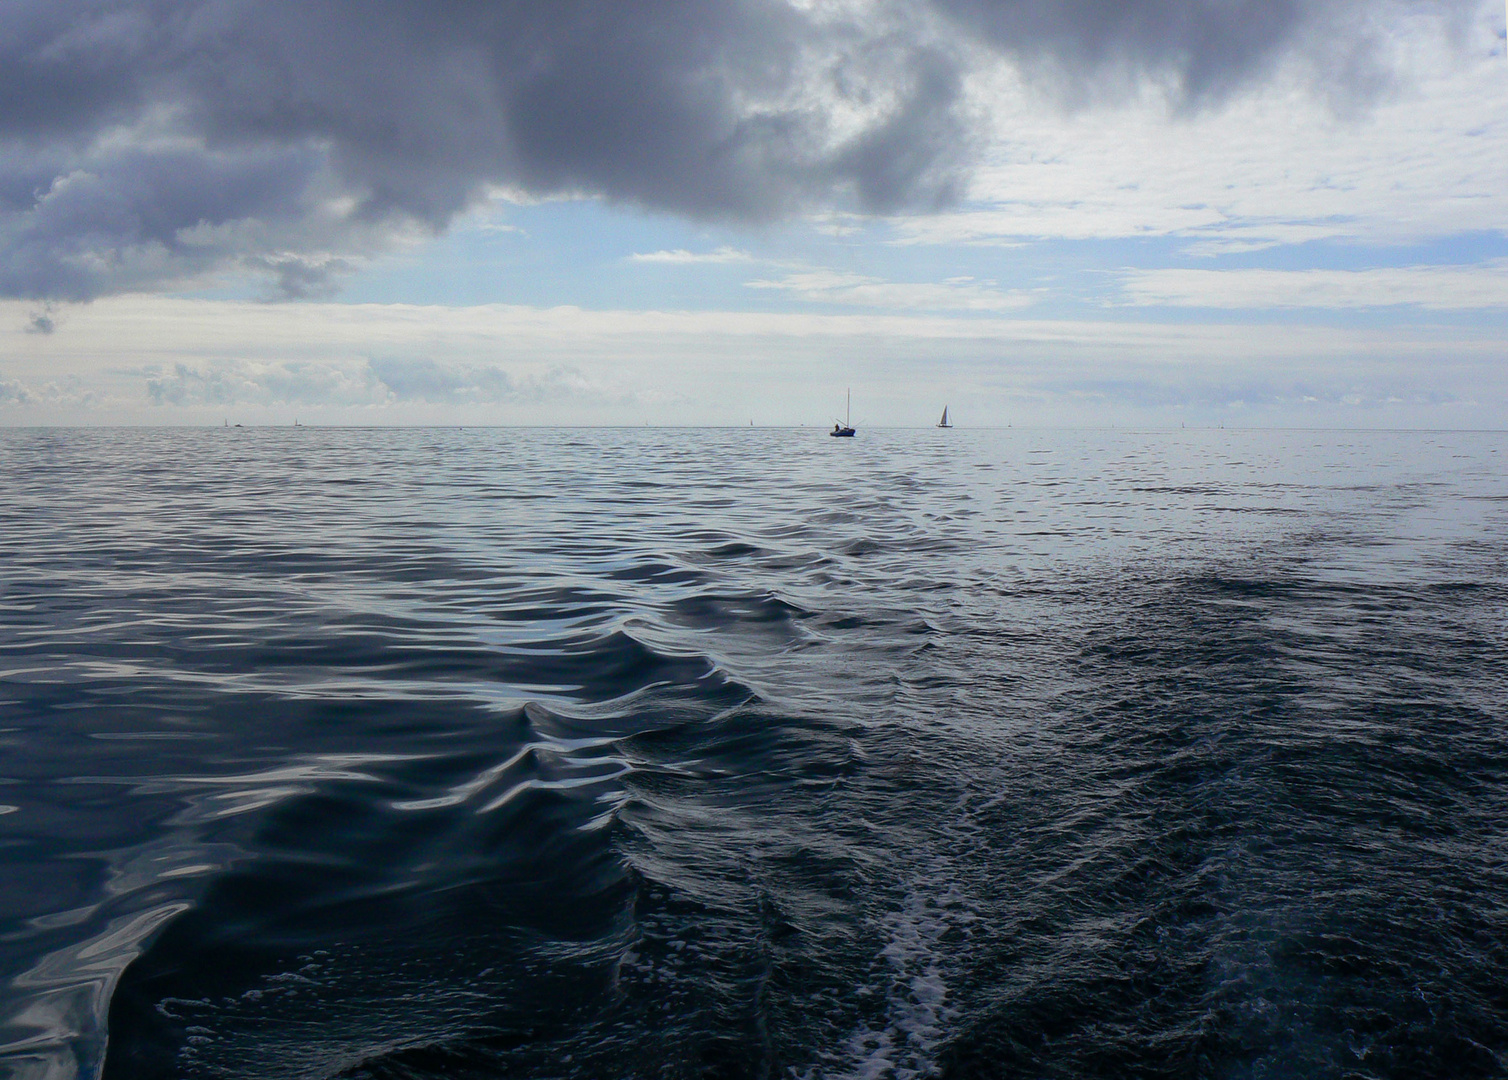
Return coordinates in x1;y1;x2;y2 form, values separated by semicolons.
1;427;1504;1079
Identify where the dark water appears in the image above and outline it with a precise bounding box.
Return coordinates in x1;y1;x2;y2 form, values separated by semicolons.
1;426;1505;1080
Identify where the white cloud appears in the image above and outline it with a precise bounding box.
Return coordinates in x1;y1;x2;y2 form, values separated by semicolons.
3;296;1504;428
893;10;1508;249
466;221;525;236
628;246;757;264
746;268;1036;311
1119;261;1508;310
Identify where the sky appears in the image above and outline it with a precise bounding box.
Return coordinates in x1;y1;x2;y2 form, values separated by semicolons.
1;0;1505;427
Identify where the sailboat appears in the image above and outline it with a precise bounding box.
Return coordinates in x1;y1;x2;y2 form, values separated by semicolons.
937;406;952;428
830;388;855;437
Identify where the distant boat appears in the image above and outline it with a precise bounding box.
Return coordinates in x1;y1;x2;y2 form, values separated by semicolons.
937;406;952;428
830;388;855;437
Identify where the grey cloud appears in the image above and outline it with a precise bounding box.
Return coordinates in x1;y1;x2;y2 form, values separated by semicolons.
25;304;56;333
1;141;330;300
0;0;1481;300
934;0;1309;104
145;357;600;407
0;373;94;406
0;378;35;404
367;358;517;404
368;358;606;405
145;360;383;407
931;0;1477;109
243;255;356;302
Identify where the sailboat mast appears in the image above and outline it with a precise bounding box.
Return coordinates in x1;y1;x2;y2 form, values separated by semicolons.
846;387;850;427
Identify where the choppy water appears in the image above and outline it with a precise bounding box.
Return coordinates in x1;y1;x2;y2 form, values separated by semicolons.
1;426;1505;1080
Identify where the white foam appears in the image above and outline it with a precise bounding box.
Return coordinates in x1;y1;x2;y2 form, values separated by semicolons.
815;878;975;1080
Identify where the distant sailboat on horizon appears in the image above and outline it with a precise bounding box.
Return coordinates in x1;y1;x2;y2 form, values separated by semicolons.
937;406;952;428
831;388;855;437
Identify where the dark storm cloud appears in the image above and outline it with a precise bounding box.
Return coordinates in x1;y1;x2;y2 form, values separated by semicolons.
0;0;1479;301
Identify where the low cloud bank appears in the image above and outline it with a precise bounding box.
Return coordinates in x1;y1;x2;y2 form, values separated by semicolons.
142;357;603;408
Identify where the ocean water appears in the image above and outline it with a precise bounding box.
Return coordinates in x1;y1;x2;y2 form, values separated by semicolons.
0;426;1505;1080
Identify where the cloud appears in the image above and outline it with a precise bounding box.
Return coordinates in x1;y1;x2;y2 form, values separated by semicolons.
145;359;383;407
933;0;1407;108
0;0;1481;301
242;254;359;302
0;378;34;404
747;268;1035;311
25;303;56;333
628;247;757;265
895;12;1508;250
5;295;1505;426
141;356;604;408
1118;261;1508;310
366;358;597;404
0;1;964;300
0;373;94;407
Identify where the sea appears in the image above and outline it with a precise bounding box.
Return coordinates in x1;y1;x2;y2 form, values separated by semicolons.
0;426;1504;1080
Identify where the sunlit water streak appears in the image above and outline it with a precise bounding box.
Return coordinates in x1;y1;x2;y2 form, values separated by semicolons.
0;426;1504;1079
